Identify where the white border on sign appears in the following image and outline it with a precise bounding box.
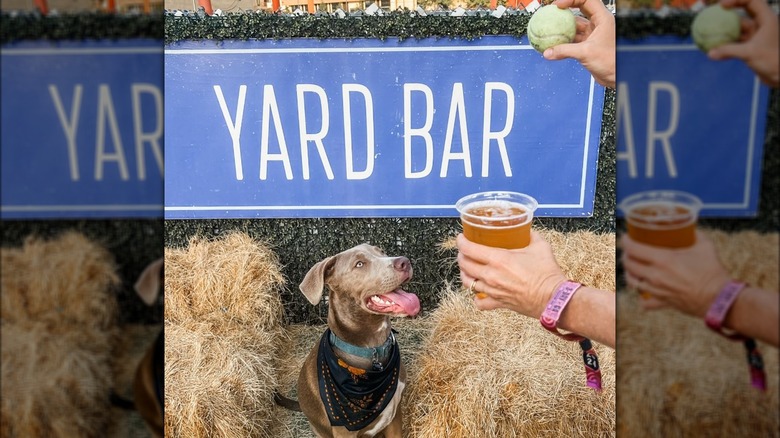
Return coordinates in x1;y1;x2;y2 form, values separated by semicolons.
1;205;163;212
1;48;161;55
164;46;539;55
617;44;763;210
164;43;601;214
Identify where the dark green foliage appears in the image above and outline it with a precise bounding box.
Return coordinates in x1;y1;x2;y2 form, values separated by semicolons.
164;11;533;45
0;12;162;43
616;11;695;40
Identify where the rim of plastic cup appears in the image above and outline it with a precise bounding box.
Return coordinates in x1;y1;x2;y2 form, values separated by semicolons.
455;191;539;226
619;190;703;226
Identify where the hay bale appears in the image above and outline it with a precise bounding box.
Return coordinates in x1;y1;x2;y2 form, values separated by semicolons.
0;232;119;438
617;229;779;436
617;294;779;436
1;322;115;438
164;321;287;438
406;229;616;437
1;231;120;328
542;230;616;293
706;229;779;289
164;232;286;328
164;232;288;438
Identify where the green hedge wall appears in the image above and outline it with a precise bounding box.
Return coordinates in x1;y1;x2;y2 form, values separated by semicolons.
164;11;533;45
0;13;162;43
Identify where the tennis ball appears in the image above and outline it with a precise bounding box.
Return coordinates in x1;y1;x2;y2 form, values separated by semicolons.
691;4;741;52
527;5;577;53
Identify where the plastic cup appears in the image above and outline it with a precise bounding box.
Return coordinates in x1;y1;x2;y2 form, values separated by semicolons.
620;190;702;248
619;190;703;297
455;191;539;250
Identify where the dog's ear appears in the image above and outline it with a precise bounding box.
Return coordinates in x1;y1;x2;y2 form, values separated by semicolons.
299;256;336;305
134;258;164;306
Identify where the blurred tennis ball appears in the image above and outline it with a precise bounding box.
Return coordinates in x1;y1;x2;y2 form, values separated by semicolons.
691;4;741;52
527;5;577;53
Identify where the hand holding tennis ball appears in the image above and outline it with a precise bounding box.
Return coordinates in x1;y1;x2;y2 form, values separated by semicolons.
527;5;577;53
533;0;616;89
691;4;741;52
705;0;779;87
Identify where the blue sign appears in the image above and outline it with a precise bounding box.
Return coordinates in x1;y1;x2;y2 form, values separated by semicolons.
165;36;605;219
1;39;164;219
616;36;769;217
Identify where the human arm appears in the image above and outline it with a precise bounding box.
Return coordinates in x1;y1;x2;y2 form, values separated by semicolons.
541;0;616;88
456;231;616;348
709;0;779;88
620;231;779;347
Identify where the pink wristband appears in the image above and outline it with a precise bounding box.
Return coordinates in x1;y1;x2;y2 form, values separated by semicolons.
540;280;585;341
540;280;603;391
705;280;746;340
705;280;767;391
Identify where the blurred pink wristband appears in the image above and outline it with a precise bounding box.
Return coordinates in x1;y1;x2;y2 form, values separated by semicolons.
705;280;767;391
705;280;746;339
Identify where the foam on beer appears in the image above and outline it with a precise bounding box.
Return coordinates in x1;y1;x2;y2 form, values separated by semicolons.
625;201;697;230
461;200;531;228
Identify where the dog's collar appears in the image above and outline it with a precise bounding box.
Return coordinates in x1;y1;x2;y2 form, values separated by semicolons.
329;329;396;370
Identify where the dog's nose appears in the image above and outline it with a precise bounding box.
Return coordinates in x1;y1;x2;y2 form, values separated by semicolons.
393;256;410;272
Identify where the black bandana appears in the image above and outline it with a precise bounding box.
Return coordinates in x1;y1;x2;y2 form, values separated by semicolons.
317;328;400;431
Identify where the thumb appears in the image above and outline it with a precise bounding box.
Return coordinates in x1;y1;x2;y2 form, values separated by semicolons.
708;42;748;62
543;42;583;62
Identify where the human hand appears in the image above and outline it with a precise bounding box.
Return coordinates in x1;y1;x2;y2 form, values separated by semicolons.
620;230;731;318
456;231;567;318
542;0;616;88
709;0;779;88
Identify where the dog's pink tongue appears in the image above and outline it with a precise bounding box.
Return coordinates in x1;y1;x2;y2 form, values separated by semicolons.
382;289;420;316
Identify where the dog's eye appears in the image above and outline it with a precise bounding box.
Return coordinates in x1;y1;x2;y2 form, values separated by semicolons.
355;261;364;268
